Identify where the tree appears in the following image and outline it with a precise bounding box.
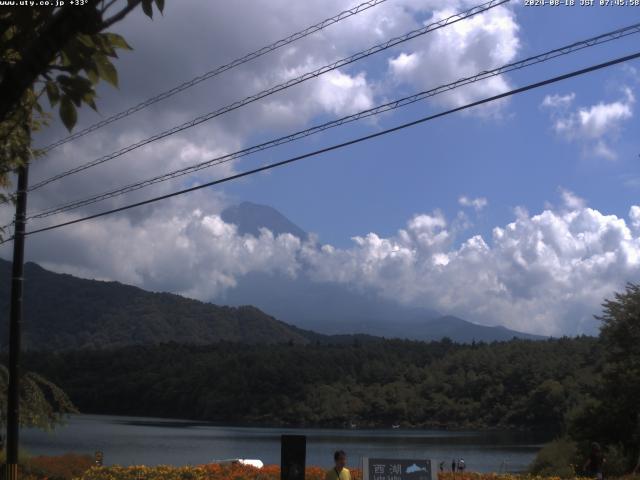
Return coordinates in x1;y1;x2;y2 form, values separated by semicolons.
0;0;165;203
0;365;77;435
568;283;640;472
598;283;640;467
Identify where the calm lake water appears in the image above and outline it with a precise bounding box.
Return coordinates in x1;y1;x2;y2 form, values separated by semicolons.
21;415;548;472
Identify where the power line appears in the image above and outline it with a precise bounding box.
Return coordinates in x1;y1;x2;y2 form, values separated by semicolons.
37;0;391;154
25;21;640;221
2;50;635;244
28;0;508;192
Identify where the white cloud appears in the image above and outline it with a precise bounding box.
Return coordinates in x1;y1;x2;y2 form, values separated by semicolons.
631;206;640;231
389;52;420;76
559;188;586;210
388;3;520;113
303;201;640;336
574;102;633;139
258;68;375;129
459;195;488;211
546;88;635;160
541;92;575;109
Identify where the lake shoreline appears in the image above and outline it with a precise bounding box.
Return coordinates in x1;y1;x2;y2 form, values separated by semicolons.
71;411;550;434
23;414;548;472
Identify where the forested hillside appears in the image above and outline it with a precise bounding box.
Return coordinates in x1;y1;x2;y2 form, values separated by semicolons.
0;259;318;349
24;336;599;430
0;258;543;349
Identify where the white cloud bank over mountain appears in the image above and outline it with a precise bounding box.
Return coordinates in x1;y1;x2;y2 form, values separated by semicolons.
4;192;638;337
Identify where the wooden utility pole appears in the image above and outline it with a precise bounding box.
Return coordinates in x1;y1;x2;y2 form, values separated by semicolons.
5;159;29;480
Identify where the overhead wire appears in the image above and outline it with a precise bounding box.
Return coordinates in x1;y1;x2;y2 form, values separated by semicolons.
37;0;392;153
24;21;640;221
27;0;508;192
0;50;635;245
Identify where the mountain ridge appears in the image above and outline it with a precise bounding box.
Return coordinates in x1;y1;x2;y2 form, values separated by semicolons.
0;256;543;350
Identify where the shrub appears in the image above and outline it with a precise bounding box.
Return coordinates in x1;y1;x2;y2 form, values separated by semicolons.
603;444;631;477
529;438;580;478
25;453;94;480
79;464;363;480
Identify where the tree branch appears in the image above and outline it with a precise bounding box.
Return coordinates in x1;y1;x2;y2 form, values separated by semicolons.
0;1;102;123
100;0;142;30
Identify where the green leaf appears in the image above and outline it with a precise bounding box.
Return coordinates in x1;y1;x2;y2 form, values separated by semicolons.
94;34;117;58
76;34;94;48
56;74;72;87
34;101;44;115
154;0;164;13
59;97;77;131
141;0;153;18
86;67;99;85
94;55;118;87
60;50;71;67
104;32;132;51
83;92;97;111
45;82;60;107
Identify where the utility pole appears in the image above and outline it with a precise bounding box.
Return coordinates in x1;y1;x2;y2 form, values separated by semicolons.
5;157;29;480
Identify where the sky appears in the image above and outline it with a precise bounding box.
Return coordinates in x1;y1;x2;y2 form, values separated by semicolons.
1;0;640;336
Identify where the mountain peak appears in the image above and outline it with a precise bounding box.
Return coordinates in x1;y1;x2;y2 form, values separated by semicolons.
221;201;307;239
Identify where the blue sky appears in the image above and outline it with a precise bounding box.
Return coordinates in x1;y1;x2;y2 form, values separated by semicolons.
223;3;640;247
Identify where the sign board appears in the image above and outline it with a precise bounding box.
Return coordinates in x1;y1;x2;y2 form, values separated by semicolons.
362;458;433;480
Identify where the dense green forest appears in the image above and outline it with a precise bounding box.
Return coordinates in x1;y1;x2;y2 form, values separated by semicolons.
23;336;599;430
0;259;322;349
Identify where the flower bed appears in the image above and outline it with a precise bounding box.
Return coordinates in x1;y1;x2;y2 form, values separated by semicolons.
78;464;362;480
20;453;95;480
13;455;640;480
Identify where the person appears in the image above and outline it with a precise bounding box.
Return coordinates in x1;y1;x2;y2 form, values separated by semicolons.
325;450;351;480
439;461;445;472
583;442;605;480
458;458;466;472
451;459;457;472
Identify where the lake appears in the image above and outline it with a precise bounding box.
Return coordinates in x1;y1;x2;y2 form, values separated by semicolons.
22;415;548;472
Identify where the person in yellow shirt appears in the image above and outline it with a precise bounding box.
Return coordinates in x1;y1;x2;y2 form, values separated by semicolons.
325;450;351;480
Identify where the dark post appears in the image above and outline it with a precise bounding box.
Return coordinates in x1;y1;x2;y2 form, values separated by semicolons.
5;161;29;480
281;434;306;480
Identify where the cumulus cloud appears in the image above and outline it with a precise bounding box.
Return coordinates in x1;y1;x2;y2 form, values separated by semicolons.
631;206;640;231
303;202;640;336
388;3;520;113
545;87;635;160
459;195;488;211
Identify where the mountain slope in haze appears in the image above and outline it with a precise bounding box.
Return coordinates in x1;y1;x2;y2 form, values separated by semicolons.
221;201;308;239
220;202;546;342
0;259;318;351
394;315;544;342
